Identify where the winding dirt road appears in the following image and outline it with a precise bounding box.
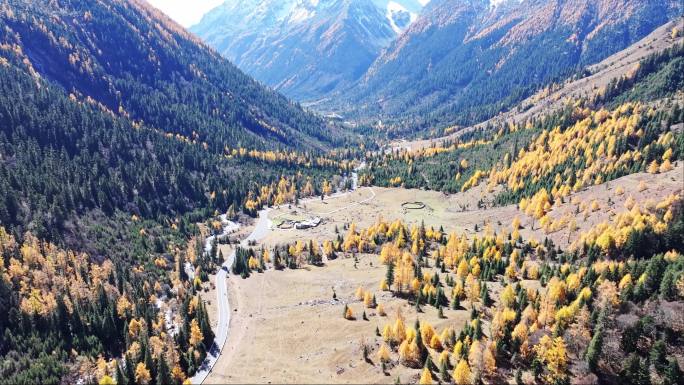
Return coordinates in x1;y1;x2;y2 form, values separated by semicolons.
190;209;271;384
192;164;366;384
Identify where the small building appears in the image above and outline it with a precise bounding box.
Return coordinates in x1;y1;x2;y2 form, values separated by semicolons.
295;216;321;229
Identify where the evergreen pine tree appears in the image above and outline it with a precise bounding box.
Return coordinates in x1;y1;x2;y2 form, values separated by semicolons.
440;358;450;382
156;355;172;385
424;354;434;371
663;358;682;385
143;344;156;384
115;360;127;385
586;310;605;373
385;262;395;291
452;296;460;310
125;355;136;385
473;317;483;340
649;340;667;371
202;301;214;342
621;354;650;385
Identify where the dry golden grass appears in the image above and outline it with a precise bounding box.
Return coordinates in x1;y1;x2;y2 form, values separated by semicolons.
204;162;682;384
206;254;474;384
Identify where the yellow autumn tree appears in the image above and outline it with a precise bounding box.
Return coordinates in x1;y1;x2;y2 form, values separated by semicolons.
344;305;354;320
660;159;673;173
364;292;376;308
590;200;600;211
419;367;433;385
128;318;143;338
135;363;152;385
322;179;333;196
468;340;484;379
382;324;393;342
322;240;334;257
648;160;659;174
438;350;450;367
500;284;516;308
171;366;186;383
116;296;132;318
465;274;480;303
355;286;365;300
534;335;568;383
189;319;203;347
377;303;386;316
511;216;521;230
378;343;391;363
482;343;496;377
453;359;472;385
430;334;443;351
456;259;469;279
393;317;407;344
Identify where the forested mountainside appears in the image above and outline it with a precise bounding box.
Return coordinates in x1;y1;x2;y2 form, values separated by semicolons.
0;1;354;383
360;42;684;195
191;0;428;100
0;0;340;150
0;0;358;251
0;61;346;252
329;0;683;136
0;62;348;382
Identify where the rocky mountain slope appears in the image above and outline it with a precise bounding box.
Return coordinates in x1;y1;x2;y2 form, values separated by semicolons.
191;0;429;100
328;0;683;135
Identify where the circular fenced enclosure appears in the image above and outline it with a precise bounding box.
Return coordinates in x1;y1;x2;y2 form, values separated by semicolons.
401;201;426;210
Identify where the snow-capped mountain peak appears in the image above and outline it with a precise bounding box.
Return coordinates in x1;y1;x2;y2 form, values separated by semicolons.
191;0;430;100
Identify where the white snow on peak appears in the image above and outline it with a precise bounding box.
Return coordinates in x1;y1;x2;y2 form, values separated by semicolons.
289;6;315;23
386;1;419;34
489;0;522;9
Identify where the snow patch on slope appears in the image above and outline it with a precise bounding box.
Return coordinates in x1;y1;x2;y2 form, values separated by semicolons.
290;6;315;23
387;1;417;34
489;0;522;9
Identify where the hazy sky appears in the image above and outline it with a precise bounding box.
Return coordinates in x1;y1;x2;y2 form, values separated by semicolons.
146;0;224;27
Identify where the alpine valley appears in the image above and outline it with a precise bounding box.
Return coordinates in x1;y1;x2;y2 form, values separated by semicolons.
0;1;683;385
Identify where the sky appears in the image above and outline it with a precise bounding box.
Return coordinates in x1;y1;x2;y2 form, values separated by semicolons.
146;0;225;27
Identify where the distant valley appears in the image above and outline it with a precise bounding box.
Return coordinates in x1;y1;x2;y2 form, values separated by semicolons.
191;0;430;100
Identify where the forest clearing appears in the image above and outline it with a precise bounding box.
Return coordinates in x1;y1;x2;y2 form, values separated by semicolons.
203;162;683;384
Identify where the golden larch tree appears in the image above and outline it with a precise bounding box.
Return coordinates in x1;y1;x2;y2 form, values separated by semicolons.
453;359;472;385
189;318;203;347
419;367;433;385
135;363;152;385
